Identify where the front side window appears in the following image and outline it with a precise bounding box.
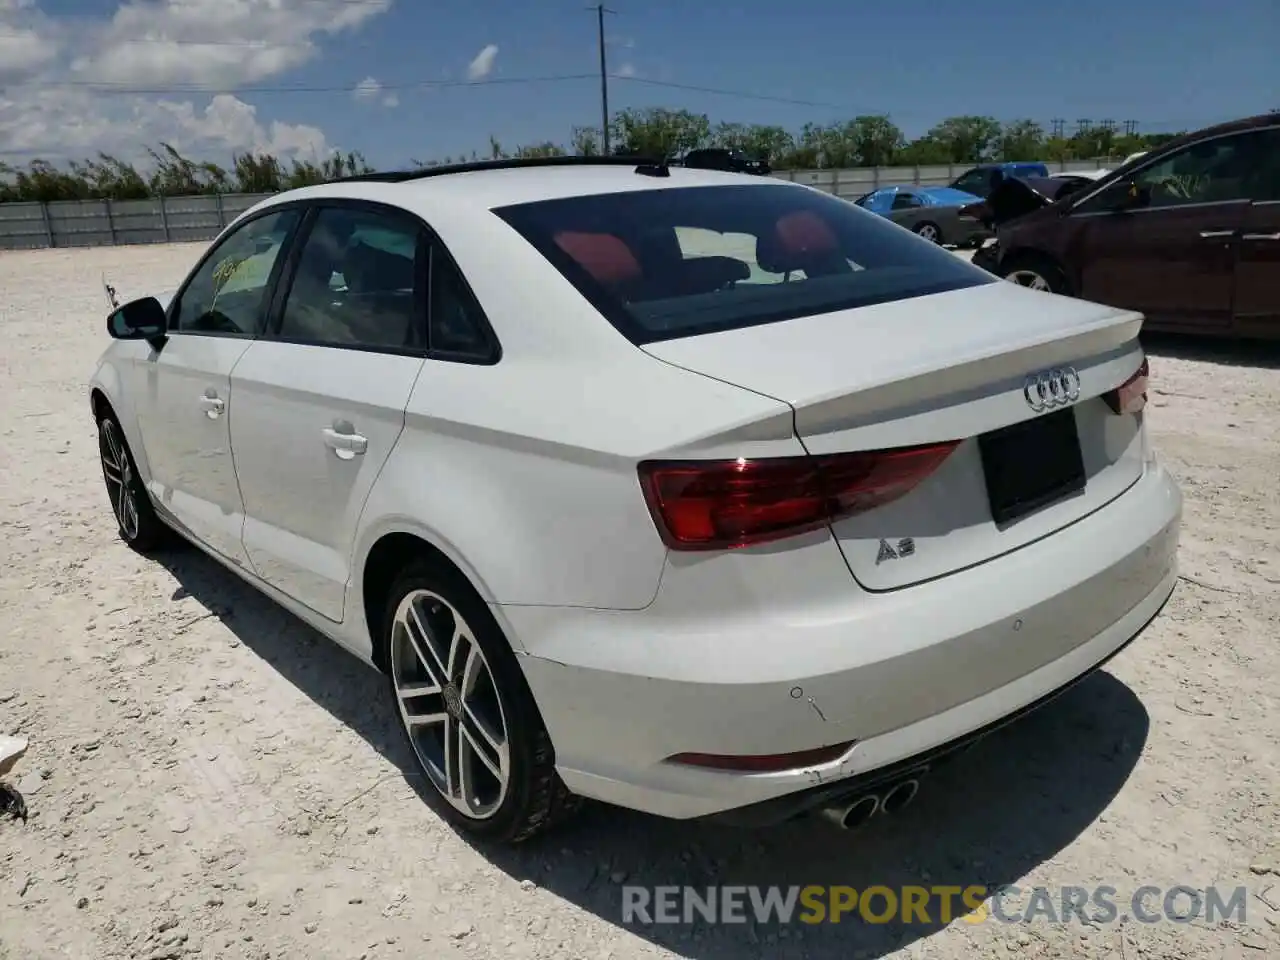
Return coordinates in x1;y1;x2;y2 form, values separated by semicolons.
952;169;993;197
276;207;423;350
495;182;992;344
1125;130;1274;208
172;209;299;336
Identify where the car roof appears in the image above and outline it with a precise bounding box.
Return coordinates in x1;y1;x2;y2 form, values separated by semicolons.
252;159;778;213
1133;111;1280;158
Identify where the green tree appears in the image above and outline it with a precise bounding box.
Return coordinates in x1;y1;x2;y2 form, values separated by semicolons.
998;120;1045;161
895;136;952;166
570;126;603;156
924;115;1004;164
609;107;711;157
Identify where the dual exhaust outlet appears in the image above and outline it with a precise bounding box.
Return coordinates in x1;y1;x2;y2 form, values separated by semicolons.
820;777;921;830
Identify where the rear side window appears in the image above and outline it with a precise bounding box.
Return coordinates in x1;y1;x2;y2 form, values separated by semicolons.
494;183;991;344
276;207;422;351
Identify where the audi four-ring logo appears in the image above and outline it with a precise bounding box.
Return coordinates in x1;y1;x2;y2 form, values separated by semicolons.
1023;367;1082;411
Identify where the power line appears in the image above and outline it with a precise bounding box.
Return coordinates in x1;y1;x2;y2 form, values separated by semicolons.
0;32;322;48
611;75;846;109
32;73;597;95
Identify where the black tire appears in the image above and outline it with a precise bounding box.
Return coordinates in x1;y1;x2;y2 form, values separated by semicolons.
998;254;1069;294
913;221;943;244
96;413;173;553
381;558;581;844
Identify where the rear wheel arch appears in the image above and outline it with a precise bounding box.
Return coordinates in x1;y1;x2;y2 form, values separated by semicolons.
361;531;504;673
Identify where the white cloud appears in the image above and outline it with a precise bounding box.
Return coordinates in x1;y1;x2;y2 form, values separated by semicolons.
155;94;328;159
0;26;58;77
352;76;397;109
466;43;498;81
353;76;382;102
616;62;637;79
0;0;396;166
74;0;392;88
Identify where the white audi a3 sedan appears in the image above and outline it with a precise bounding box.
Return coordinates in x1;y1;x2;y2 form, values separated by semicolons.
90;156;1181;843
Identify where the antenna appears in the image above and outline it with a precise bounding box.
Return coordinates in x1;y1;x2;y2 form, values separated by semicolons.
102;274;120;310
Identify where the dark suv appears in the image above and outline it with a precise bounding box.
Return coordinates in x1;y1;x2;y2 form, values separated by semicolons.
967;113;1280;339
683;148;771;175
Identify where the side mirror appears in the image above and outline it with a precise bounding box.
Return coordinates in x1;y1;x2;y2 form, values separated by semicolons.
1109;179;1150;211
107;296;168;343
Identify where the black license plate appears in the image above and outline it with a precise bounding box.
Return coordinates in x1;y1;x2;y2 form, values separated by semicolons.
978;408;1086;526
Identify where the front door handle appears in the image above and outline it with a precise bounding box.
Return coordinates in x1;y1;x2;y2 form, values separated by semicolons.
1241;232;1280;241
1198;230;1235;239
199;392;225;419
322;425;368;460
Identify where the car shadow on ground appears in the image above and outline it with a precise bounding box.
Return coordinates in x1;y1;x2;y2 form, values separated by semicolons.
1142;332;1280;370
160;547;1150;960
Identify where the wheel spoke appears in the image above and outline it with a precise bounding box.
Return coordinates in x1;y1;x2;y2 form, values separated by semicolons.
105;423;125;470
397;681;440;698
455;719;473;807
405;600;448;685
459;644;507;774
460;718;503;780
442;716;459;796
121;491;139;538
446;625;467;680
405;709;448;729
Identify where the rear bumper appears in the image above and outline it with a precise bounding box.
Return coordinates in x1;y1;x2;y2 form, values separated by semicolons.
698;589;1166;827
507;462;1181;821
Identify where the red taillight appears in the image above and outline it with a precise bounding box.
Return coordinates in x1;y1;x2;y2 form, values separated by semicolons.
1104;358;1149;415
666;742;855;773
638;442;959;551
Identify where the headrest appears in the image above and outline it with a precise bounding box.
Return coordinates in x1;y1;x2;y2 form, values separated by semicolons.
553;231;642;286
346;242;413;290
756;210;840;274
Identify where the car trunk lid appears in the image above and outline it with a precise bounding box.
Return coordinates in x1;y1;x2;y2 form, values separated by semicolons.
642;282;1149;590
959;175;1075;230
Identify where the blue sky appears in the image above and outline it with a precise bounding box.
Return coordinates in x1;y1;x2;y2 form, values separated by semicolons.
1;0;1276;167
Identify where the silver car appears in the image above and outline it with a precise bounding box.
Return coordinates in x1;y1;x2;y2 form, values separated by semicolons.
855;185;991;247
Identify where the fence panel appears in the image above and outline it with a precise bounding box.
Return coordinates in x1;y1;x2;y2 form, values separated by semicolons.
0;202;49;250
0;166;1118;251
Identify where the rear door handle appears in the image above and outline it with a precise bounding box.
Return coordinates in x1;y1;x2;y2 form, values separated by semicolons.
199;394;225;418
1241;232;1280;241
1198;230;1235;239
322;426;368;460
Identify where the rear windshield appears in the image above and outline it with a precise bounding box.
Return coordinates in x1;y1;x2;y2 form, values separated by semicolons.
494;183;993;344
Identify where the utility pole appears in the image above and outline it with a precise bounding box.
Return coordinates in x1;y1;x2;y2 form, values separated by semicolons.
590;4;616;155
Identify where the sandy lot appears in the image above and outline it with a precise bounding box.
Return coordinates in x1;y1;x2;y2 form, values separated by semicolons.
1;243;1277;960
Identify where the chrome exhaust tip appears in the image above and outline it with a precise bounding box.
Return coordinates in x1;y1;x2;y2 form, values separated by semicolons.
880;778;920;815
822;793;880;830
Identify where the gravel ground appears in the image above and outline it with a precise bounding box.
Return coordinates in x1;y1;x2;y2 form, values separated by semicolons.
1;243;1277;960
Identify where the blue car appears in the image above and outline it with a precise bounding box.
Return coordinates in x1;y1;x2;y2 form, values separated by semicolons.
853;185;989;247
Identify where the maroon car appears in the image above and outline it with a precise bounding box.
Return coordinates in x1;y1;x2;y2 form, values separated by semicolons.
969;112;1280;339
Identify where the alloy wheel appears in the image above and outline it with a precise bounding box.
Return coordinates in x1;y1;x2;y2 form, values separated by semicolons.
99;419;140;540
390;589;511;819
1005;269;1052;291
916;223;940;243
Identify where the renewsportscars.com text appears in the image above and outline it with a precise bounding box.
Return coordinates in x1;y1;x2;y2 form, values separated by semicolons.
621;884;1250;927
